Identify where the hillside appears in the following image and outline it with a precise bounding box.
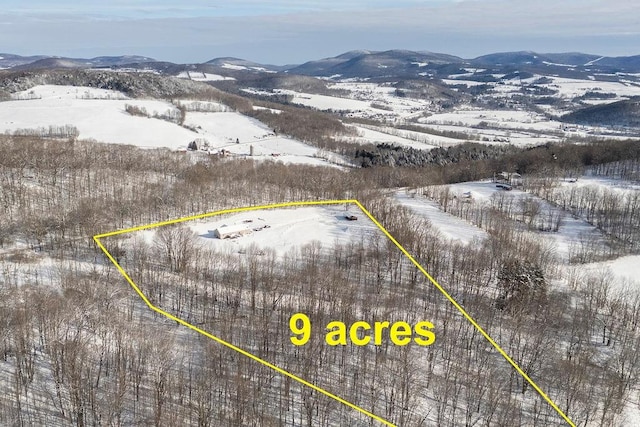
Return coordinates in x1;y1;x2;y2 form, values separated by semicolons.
1;50;640;426
562;99;640;127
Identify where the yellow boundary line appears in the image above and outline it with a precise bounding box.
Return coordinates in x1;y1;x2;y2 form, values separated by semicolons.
94;199;575;427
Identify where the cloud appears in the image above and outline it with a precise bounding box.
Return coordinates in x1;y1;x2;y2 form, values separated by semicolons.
1;0;638;63
1;1;452;19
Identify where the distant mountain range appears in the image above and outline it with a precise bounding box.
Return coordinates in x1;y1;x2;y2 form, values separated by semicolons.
3;50;640;85
0;54;156;70
3;49;640;75
284;50;640;80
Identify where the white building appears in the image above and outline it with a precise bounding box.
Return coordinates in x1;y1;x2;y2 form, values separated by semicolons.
212;224;251;239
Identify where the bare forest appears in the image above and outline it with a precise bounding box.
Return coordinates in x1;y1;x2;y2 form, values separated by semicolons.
1;124;640;427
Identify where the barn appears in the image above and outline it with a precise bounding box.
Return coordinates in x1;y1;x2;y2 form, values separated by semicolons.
212;224;252;239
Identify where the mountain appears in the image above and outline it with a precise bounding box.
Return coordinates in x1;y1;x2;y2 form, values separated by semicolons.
287;49;466;78
562;99;640;127
3;55;157;71
285;50;640;80
471;51;600;67
204;57;285;72
10;57;92;71
470;51;640;77
285;50;374;75
3;50;640;83
594;55;640;71
0;53;50;69
89;55;156;67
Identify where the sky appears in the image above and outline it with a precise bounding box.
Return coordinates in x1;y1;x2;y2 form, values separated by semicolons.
1;0;639;64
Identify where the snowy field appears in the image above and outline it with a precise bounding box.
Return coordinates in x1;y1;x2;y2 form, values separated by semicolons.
538;76;640;99
582;255;640;291
247;75;640;151
341;125;439;149
425;180;608;262
415;108;630;145
559;175;640;194
244;85;425;121
176;71;235;81
394;190;488;244
140;205;378;257
243;74;640;151
420;109;556;130
183;111;347;167
474;74;640;99
1;85;196;149
327;81;427;113
0;85;343;167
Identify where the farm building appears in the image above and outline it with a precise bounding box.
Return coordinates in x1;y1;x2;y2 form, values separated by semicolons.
495;171;523;186
212;224;252;239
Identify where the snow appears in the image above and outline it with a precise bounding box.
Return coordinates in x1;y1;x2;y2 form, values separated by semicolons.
559;175;640;194
446;180;509;202
277;90;382;112
539;77;640;98
442;180;607;261
246;78;638;149
415;107;634;144
542;61;575;67
245;82;427;121
0;85;343;168
177;71;235;81
394;190;488;244
584;56;604;66
621;392;640;427
1;85;197;149
441;79;489;87
221;63;248;70
250;66;276;73
575;255;640;297
592;255;640;285
447;72;476;79
184;111;273;145
543;213;605;262
184;205;378;257
342;125;438;150
11;84;129;100
177;99;230;112
183;111;347;168
253;105;282;114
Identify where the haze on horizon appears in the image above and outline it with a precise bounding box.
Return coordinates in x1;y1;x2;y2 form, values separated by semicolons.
2;0;639;65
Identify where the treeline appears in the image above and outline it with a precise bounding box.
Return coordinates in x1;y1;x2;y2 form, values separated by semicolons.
1;135;638;254
125;103;186;126
248;106;349;141
7;124;79;139
0;69;220;99
0;135;376;252
527;180;640;253
354;138;640;184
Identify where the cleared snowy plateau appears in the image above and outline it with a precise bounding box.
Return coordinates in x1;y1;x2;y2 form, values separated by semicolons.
136;204;377;258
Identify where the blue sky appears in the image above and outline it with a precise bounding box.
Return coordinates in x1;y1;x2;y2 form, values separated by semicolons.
1;1;639;64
